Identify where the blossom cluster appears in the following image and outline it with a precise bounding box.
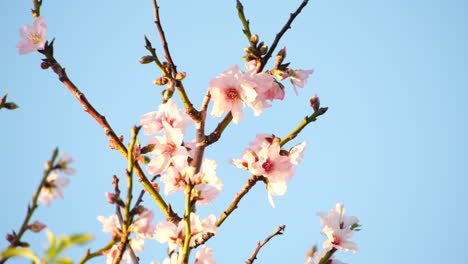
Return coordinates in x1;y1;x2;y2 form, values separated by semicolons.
305;204;360;264
231;134;306;207
38;153;74;206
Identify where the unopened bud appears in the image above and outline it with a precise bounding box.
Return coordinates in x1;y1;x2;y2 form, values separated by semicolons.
28;221;46;233
175;72;186;81
153;77;168;86
40;61;50;69
3;102;19;110
259;45;268;55
6;234;14;243
275;47;286;66
309;94;320;111
139;55;155;64
151;182;160;193
105;192;118;204
163;87;174;101
250;34;259;45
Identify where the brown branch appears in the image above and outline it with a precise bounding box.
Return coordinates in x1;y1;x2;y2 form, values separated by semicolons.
41;50;179;222
151;0;199;121
245;225;286;264
205;112;233;146
258;0;309;72
191;175;265;248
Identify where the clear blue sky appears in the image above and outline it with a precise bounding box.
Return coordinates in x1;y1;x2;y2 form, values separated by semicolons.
2;0;468;263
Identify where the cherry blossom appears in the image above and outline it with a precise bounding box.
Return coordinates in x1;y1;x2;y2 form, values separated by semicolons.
317;204;359;253
16;16;47;55
38;171;70;206
195;246;216;264
290;69;314;95
140;99;192;136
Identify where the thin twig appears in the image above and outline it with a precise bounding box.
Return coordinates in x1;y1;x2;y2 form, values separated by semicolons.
245;225;286;264
258;0;309;72
318;248;337;264
0;149;59;264
41;49;179;222
191;175;265;248
151;0;199;120
279;107;328;147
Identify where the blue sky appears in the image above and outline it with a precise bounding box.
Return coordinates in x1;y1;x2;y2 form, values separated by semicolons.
2;0;468;263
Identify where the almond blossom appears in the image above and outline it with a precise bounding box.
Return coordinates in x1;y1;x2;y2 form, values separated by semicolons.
195;246;216;264
16;16;47;55
146;126;190;175
140;98;192;136
153;214;218;251
38;171;70;206
230;134;306;206
290;69;314;95
317;204;359;253
102;236;144;264
209;64;257;123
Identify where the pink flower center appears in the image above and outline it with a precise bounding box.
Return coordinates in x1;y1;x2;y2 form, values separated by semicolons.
225;88;239;101
262;159;274;172
164;143;177;154
331;234;342;246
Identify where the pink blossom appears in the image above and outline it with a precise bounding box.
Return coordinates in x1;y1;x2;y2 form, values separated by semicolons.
245;62;284;102
129;208;156;238
289;142;307;165
16;16;47;55
146;126;189;175
231;134;305;207
97;214;121;234
191;184;219;206
195;246;216;264
102;237;144;264
290;69;314;95
140;99;192;135
57;153;75;175
38;171;69;206
192;159;223;190
317;204;359;253
209;65;258;123
153;214;217;250
160;166;188;195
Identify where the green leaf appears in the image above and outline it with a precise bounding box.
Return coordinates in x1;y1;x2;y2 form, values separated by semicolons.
69;233;94;245
53;257;73;264
1;248;40;263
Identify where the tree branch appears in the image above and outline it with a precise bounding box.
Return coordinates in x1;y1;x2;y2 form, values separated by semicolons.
258;0;309;72
245;225;286;264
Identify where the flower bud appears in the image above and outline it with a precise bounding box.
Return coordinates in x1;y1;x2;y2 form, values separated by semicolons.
250;34;259;45
40;61;50;69
275;47;286;66
153;77;168;86
28;221;46;233
259;45;268;55
175;72;187;81
105;192;118;204
309;94;320;112
139;55;155;64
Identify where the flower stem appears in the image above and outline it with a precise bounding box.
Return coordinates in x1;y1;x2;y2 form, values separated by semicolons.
279;107;328;147
318;248;337;264
236;0;252;41
181;184;194;264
